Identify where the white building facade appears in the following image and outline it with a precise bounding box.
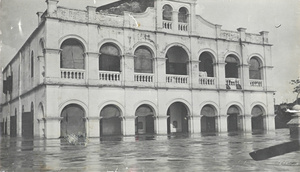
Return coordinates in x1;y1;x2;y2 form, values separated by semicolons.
1;0;275;138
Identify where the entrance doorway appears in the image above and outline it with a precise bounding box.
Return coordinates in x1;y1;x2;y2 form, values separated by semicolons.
100;105;122;136
60;104;86;137
167;102;189;134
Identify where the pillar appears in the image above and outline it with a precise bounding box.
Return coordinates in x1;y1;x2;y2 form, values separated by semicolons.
156;116;168;135
87;117;100;137
190;115;201;133
155;57;167;87
242;114;252;132
122;116;135;136
44;117;62;138
122;54;135;86
218;115;228;132
265;114;276;131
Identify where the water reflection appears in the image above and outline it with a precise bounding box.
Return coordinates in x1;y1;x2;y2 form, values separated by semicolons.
0;129;300;171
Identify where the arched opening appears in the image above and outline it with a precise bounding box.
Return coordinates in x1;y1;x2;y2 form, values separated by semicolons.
10;108;17;137
60;104;86;137
100;105;122;136
135;105;155;135
249;57;262;79
38;103;45;138
167;102;189;134
225;55;239;78
163;4;173;21
227;105;240;132
201;105;217;132
99;43;121;72
178;7;188;23
22;103;34;138
166;46;189;75
31;51;34;78
134;46;153;73
251;105;265;131
199;52;214;77
60;38;85;69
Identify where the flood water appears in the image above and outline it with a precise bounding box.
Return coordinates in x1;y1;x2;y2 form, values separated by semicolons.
1;129;300;171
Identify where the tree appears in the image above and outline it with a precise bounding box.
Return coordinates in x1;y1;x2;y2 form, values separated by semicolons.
290;78;300;104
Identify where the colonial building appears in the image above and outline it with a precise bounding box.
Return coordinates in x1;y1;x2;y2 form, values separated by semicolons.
1;0;275;138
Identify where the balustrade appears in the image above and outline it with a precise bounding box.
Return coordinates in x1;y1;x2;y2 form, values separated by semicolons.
134;73;154;82
166;75;188;84
250;79;263;87
99;71;120;81
226;78;241;86
163;20;172;30
178;22;188;31
61;69;85;79
199;77;215;85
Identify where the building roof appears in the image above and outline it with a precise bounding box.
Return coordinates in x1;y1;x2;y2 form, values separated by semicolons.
96;0;154;15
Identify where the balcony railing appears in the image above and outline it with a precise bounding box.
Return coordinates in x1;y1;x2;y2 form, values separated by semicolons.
99;71;120;81
134;73;154;83
199;77;216;85
250;79;263;87
61;69;85;79
178;22;188;31
163;20;172;30
226;78;241;86
166;75;188;84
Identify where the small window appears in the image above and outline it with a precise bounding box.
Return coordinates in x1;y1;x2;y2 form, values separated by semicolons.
99;43;121;72
134;46;153;73
60;39;85;69
225;55;239;78
163;4;173;21
249;57;261;79
178;7;188;23
31;51;34;78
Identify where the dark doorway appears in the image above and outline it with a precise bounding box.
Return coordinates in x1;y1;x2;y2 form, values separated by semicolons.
251;105;264;131
10;115;17;137
135;105;155;135
100;105;122;136
227;106;240;132
167;102;189;134
22;112;33;138
201;105;217;132
60;104;86;137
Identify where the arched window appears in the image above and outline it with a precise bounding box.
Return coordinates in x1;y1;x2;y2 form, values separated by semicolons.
199;52;214;77
249;57;262;79
178;7;188;23
31;51;34;78
166;46;189;75
163;4;173;21
134;46;153;73
99;43;121;72
60;39;85;69
225;55;239;78
201;105;217;132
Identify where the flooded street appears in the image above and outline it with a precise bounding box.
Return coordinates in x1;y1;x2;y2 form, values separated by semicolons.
1;129;300;171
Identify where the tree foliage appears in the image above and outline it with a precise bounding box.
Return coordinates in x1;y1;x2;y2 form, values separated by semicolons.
291;78;300;104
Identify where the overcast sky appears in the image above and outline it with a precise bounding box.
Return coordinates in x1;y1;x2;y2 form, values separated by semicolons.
0;0;299;104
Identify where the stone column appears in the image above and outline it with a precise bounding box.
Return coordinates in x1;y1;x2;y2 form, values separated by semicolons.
190;60;199;88
218;115;228;132
242;114;252;132
190;115;201;133
122;116;135;136
122;54;135;86
85;52;100;81
44;117;63;139
87;117;100;137
265;114;276;131
44;48;61;78
156;57;167;87
216;62;226;89
156;116;168;135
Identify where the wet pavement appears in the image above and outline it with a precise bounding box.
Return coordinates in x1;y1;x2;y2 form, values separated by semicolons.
1;129;300;171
